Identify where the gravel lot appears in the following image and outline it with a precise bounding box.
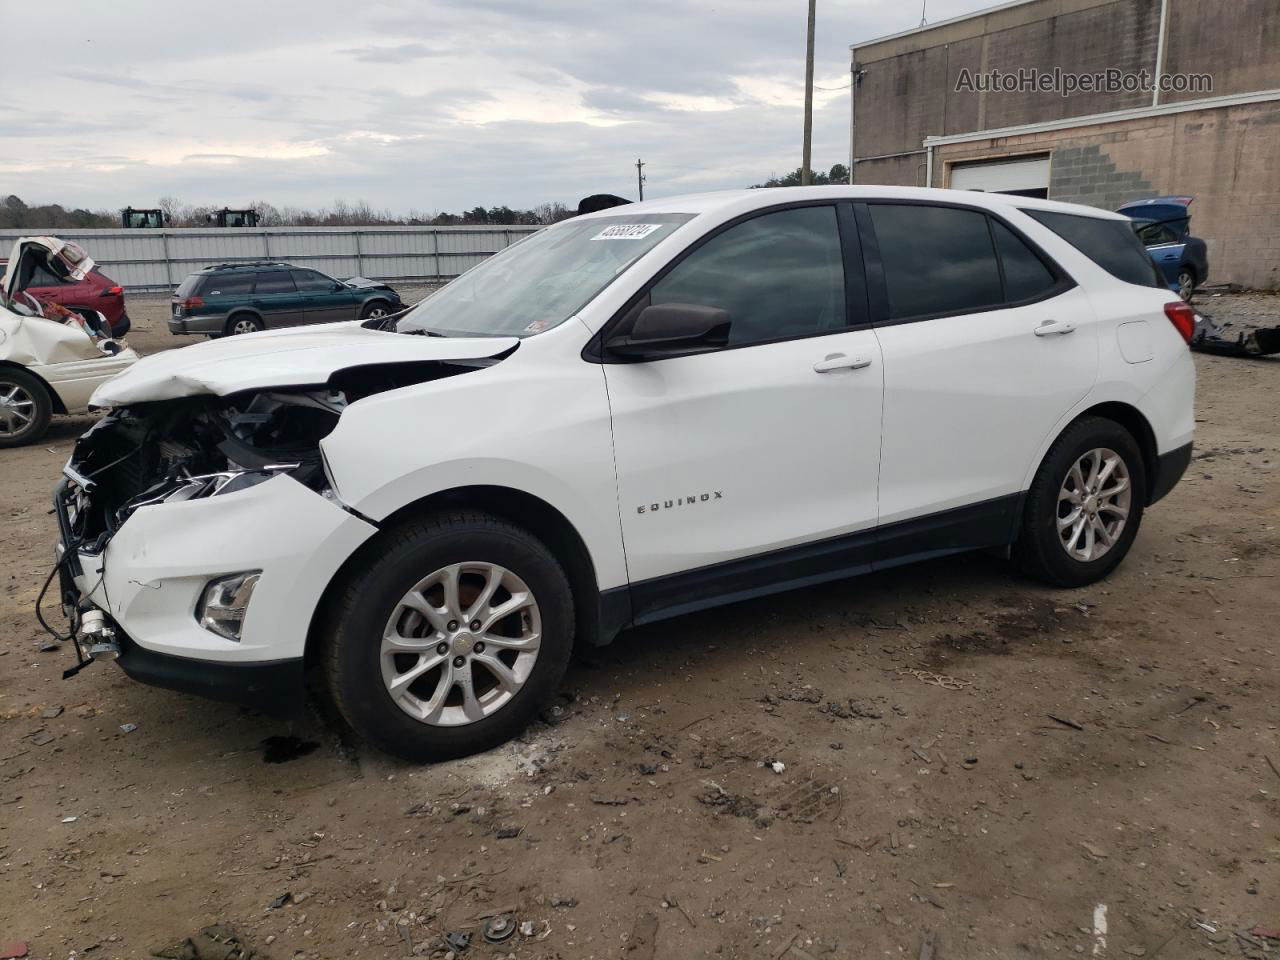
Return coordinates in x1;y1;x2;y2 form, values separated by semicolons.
1;292;1278;960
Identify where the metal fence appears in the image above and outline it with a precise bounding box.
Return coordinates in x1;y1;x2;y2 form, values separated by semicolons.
0;225;541;292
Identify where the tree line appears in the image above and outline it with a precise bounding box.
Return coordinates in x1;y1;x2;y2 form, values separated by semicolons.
0;194;578;229
751;163;850;188
1;165;850;230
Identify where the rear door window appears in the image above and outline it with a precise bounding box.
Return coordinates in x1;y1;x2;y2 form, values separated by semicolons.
868;204;1003;320
253;271;297;294
991;221;1058;302
1024;209;1162;288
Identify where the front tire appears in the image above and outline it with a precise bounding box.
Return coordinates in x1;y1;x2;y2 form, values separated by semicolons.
360;300;393;322
1013;417;1146;587
0;368;52;448
324;511;574;762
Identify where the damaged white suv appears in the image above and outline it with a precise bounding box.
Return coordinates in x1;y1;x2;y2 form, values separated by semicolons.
52;187;1195;761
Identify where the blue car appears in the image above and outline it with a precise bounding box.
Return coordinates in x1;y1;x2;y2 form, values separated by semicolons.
1117;196;1209;302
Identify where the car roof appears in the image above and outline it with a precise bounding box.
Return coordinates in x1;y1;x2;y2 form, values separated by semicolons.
569;186;1132;223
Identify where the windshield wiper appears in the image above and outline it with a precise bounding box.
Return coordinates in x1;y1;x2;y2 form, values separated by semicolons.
401;327;448;337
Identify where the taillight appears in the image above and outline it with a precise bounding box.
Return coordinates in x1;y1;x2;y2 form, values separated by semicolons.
1164;301;1195;345
105;285;123;296
184;296;205;310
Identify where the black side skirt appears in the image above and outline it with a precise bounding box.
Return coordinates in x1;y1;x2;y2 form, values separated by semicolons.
606;492;1024;636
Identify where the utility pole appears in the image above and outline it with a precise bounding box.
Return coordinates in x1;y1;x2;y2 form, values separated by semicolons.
801;0;816;185
636;158;646;201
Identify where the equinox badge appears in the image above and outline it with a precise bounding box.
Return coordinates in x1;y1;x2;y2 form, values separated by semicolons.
636;491;723;514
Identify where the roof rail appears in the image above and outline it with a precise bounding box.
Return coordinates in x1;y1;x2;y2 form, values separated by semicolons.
202;260;291;271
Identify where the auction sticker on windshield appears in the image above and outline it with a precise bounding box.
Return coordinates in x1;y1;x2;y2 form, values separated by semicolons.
593;224;663;240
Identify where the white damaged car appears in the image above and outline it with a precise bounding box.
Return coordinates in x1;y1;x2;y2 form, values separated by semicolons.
51;187;1195;761
1;237;137;447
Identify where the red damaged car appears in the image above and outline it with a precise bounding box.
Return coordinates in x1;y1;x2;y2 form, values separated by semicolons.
0;256;130;336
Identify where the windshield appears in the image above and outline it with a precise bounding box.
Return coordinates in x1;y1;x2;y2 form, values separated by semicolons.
394;213;694;337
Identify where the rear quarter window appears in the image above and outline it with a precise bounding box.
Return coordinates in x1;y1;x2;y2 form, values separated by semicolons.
1024;209;1162;288
174;275;204;298
203;274;255;296
253;271;296;294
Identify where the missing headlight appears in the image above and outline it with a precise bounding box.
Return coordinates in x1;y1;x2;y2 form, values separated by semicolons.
62;391;344;550
119;464;302;517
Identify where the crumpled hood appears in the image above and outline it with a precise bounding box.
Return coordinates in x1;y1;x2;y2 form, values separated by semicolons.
344;276;392;289
90;321;518;406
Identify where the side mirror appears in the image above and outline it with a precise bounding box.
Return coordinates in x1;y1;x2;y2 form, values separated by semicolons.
605;303;731;360
331;282;344;292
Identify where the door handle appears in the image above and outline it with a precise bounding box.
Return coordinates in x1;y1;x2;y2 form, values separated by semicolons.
1034;319;1076;337
813;352;872;373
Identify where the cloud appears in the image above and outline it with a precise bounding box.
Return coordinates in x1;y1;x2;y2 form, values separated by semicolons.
1;0;995;211
338;42;446;63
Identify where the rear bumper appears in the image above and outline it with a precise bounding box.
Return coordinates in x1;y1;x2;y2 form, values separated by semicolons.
168;312;226;335
1149;442;1192;504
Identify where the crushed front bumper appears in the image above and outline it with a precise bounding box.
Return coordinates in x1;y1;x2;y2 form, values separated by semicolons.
54;472;377;710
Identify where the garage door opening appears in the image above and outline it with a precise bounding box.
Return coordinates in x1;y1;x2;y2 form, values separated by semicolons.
948;155;1050;198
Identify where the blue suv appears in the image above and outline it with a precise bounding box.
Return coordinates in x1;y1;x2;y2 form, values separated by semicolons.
1118;196;1209;302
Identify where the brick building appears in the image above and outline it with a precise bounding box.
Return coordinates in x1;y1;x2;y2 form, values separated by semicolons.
849;0;1280;289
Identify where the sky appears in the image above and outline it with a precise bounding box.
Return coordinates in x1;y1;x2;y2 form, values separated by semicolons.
0;0;994;215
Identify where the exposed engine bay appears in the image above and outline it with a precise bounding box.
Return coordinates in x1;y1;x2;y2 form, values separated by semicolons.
64;389;343;551
61;356;501;553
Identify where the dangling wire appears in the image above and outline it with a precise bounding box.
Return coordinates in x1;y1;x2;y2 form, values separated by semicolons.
35;549;77;643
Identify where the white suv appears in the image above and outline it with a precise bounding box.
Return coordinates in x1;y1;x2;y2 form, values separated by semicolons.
52;187;1195;761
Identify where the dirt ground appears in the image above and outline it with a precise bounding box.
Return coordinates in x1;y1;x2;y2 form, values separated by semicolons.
2;291;1278;960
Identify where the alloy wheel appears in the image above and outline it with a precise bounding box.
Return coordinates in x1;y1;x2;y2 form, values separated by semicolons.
232;318;260;335
1177;271;1194;302
0;382;36;438
366;305;389;319
380;562;541;727
1057;447;1132;563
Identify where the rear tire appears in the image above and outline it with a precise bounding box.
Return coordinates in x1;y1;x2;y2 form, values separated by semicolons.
0;367;52;448
1177;268;1195;302
226;314;263;336
1013;417;1146;587
324;511;575;762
